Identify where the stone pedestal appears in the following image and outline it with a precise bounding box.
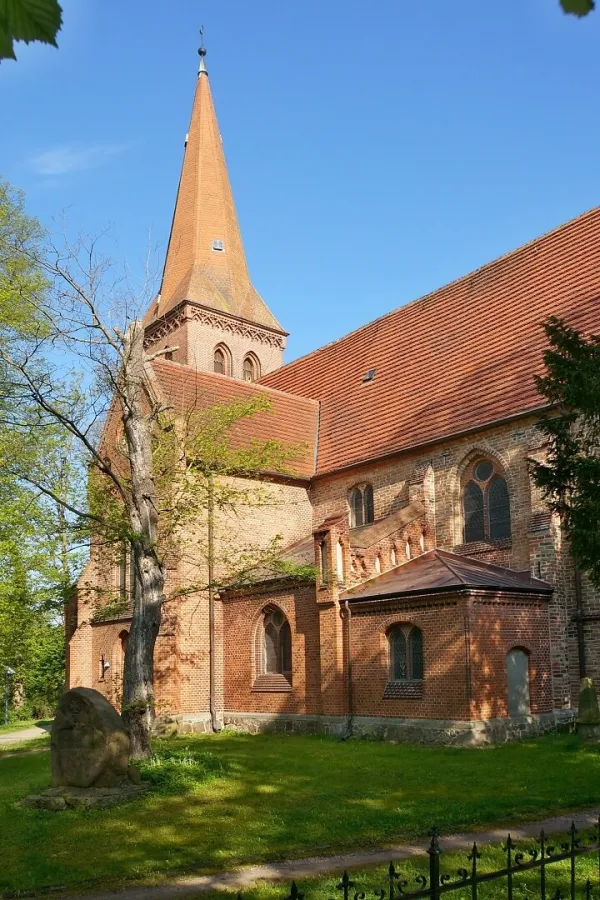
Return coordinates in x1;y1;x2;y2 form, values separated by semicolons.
18;782;150;811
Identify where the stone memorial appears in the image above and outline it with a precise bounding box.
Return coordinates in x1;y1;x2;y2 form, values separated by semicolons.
20;687;148;810
577;677;600;743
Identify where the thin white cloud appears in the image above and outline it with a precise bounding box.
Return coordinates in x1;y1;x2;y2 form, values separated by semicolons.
29;143;129;176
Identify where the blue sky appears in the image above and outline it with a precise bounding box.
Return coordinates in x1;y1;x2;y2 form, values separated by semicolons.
2;0;600;362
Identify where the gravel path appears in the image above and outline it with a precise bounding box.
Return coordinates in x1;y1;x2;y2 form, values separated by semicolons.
65;808;600;900
0;723;50;745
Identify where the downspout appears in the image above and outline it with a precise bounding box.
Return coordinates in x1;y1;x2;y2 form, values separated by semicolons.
344;600;354;738
207;473;220;732
574;565;587;680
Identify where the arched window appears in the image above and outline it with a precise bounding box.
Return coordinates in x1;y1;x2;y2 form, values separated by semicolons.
243;353;260;382
213;344;231;376
463;458;511;542
349;484;375;527
262;607;292;680
388;624;424;681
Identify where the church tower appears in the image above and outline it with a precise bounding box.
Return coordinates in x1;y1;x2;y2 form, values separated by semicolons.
143;42;287;379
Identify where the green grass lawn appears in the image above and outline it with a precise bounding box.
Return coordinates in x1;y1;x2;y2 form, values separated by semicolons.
0;734;50;755
0;732;599;896
191;835;600;900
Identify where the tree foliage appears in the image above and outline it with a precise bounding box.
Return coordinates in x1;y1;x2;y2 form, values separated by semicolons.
530;316;600;587
0;180;309;754
560;0;595;16
0;0;62;61
0;0;594;63
0;180;81;718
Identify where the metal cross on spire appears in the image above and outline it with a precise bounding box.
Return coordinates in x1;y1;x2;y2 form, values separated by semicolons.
198;25;208;75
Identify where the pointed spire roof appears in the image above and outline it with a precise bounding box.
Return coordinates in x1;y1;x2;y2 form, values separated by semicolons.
145;42;284;333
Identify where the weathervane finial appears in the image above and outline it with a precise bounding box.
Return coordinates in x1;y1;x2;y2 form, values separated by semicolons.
198;26;207;75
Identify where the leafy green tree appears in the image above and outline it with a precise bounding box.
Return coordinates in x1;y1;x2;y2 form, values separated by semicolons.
0;0;594;62
530;316;600;587
0;0;62;61
560;0;595;15
0;180;307;756
0;181;82;718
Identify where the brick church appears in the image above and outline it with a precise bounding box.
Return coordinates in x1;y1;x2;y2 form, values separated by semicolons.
68;46;600;745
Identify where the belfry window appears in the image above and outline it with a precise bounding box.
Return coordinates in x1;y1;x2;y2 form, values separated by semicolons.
388;624;424;681
349;484;374;527
463;458;511;542
243;353;260;382
262;608;292;680
213;344;231;376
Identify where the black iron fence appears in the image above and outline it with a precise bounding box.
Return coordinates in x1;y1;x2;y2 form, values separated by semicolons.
267;819;600;900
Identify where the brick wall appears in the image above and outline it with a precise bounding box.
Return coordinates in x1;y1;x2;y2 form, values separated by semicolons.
146;306;285;378
349;598;470;720
467;595;552;718
222;582;321;714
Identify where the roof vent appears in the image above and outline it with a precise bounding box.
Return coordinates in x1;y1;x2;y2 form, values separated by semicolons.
212;239;224;251
362;368;376;383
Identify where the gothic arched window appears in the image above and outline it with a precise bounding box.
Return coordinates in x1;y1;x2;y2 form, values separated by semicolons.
388;624;424;681
213;344;231;376
349;484;375;527
463;458;511;542
243;353;260;382
262;607;292;680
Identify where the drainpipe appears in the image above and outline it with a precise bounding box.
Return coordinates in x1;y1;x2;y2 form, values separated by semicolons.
574;565;587;680
207;474;220;732
344;600;354;737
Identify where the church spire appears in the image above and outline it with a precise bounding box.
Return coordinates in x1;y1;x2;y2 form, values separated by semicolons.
145;38;284;336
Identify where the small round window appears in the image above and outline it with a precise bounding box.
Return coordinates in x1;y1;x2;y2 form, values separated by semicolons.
272;610;283;627
475;460;494;483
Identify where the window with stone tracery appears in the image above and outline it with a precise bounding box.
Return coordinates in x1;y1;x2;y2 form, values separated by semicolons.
261;607;292;680
462;458;511;542
388;624;424;681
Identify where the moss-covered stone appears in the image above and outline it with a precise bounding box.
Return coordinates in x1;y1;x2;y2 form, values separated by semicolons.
578;677;600;725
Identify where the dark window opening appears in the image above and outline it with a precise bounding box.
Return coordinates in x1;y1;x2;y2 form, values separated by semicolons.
213;345;231;376
389;624;424;681
349;484;375;527
243;354;260;382
463;459;511;542
320;539;329;584
262;608;292;679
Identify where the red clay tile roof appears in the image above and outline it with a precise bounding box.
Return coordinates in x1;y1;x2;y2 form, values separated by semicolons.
342;549;552;603
150;359;318;479
260;207;600;475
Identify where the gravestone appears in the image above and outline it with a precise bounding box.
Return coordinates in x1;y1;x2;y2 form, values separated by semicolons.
577;677;600;743
51;687;130;788
19;688;148;810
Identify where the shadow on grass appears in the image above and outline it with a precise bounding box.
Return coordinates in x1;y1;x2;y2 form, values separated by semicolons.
1;732;600;895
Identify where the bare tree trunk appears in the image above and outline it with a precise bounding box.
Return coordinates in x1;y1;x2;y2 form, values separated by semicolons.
119;322;165;759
